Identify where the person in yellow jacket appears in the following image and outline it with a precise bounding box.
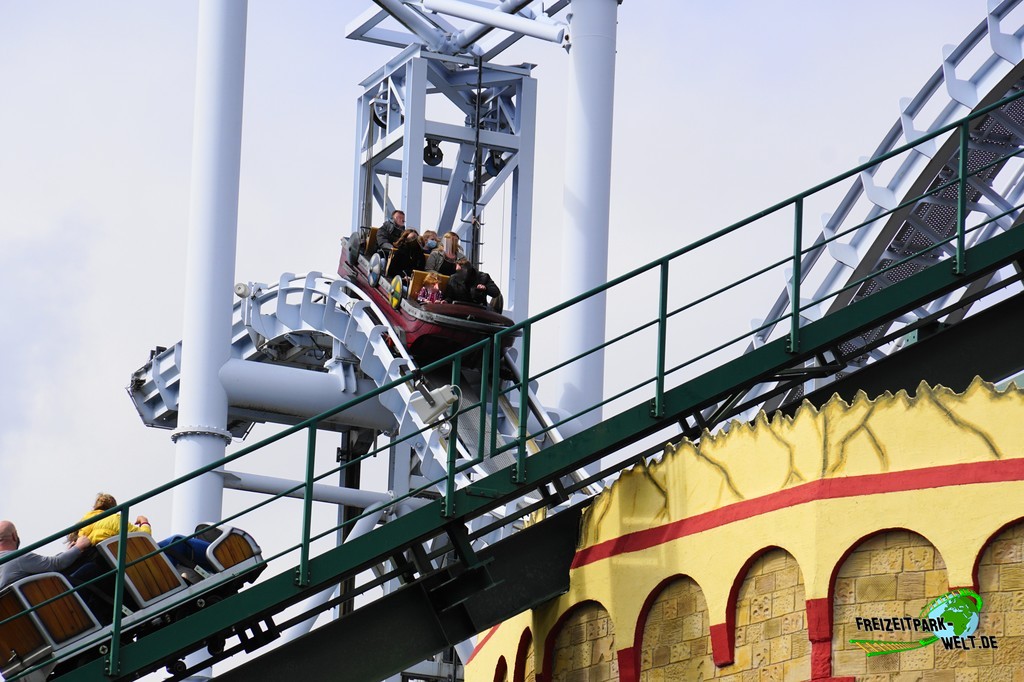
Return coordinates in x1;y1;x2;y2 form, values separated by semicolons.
75;493;151;544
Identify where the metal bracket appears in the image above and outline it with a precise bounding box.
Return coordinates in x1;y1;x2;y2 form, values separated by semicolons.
445;523;482;569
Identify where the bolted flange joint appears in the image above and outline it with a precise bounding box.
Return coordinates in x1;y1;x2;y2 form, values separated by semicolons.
171;425;233;444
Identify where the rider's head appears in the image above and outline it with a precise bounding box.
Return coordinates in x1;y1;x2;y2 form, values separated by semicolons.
0;521;20;550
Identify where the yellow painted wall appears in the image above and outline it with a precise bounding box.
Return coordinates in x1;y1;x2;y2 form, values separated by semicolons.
467;381;1024;681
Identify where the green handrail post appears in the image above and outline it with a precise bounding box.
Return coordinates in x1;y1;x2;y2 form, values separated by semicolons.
489;332;502;459
956;121;969;275
514;324;530;484
651;260;669;417
444;355;462;517
296;426;316;587
788;198;804;353
106;509;129;677
477;337;490;464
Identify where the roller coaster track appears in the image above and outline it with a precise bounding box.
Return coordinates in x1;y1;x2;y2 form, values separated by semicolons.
742;0;1024;417
25;5;1024;681
128;272;551;549
131;273;462;487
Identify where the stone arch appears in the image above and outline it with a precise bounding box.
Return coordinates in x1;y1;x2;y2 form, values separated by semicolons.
493;655;508;682
544;601;618;682
716;546;810;679
634;574;713;680
513;627;535;682
972;516;1024;677
972;515;1024;587
831;528;948;678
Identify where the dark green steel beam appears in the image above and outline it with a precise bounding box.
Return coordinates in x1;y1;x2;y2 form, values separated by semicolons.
784;289;1024;413
56;224;1024;682
215;505;581;682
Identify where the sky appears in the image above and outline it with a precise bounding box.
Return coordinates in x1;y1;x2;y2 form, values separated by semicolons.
0;0;1006;672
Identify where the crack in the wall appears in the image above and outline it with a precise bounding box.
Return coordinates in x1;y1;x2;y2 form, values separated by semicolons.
829;400;885;475
635;464;670;525
863;424;889;470
763;412;806;488
924;383;1003;460
577;381;1021;550
692;449;745;501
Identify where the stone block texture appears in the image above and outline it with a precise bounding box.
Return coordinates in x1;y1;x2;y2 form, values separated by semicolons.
832;531;952;679
552;604;618;682
639;550;810;681
519;637;536;682
639;577;715;681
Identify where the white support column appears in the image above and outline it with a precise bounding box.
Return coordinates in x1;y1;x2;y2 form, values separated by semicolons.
172;0;248;536
508;76;537;321
558;0;618;427
353;94;373;231
402;58;428;227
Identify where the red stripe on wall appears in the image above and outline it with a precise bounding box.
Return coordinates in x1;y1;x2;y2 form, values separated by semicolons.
571;458;1024;569
467;624;500;665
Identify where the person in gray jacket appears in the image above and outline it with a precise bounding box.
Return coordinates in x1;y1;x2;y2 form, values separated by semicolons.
425;232;464;276
0;520;91;589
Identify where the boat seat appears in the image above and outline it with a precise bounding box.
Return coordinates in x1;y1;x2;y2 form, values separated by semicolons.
364;227;379;255
206;527;262;572
97;533;187;610
0;573;100;678
408;270;451;301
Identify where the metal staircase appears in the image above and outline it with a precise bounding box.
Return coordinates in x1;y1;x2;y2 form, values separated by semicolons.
14;85;1024;682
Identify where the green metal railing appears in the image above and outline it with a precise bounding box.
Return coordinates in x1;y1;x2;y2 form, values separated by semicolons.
6;86;1024;681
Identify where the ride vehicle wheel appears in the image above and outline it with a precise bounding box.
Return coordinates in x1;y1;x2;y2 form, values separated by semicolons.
166;659;187;675
390;276;403;309
197;593;225;611
368;253;382;286
346;234;360;266
207;635;227;655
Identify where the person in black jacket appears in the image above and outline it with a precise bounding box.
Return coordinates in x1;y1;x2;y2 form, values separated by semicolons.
385;229;425;278
376;209;406;254
445;258;501;308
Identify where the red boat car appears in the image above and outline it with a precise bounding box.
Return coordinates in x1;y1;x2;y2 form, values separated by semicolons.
339;228;518;366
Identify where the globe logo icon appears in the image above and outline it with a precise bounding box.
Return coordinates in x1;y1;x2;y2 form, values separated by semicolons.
923;589;982;640
850;588;988;656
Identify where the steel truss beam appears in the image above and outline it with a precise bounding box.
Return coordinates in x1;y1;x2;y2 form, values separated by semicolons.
346;1;570;60
351;47;536;318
